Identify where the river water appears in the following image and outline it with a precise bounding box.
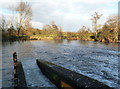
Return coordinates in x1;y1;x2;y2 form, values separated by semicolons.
2;40;119;88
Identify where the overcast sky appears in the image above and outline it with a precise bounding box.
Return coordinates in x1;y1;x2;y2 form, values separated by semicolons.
0;0;118;32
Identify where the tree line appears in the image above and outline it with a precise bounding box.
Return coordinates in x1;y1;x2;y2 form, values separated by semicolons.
0;1;119;42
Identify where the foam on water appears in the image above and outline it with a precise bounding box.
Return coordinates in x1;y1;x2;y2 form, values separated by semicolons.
2;40;119;88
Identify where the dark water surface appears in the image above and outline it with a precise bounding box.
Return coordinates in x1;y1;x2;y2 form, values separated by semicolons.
2;40;119;88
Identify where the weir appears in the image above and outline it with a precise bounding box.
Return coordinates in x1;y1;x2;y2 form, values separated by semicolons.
10;52;113;89
36;59;113;89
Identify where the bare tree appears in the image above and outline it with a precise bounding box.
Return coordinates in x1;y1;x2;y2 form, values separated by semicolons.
0;16;6;31
51;21;58;31
104;14;118;42
15;1;32;36
91;12;102;39
59;24;63;32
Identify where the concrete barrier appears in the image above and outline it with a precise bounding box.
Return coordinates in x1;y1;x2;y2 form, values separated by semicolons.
37;59;113;89
13;52;27;89
17;62;28;89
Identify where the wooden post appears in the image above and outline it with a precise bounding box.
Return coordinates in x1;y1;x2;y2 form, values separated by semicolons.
13;52;18;88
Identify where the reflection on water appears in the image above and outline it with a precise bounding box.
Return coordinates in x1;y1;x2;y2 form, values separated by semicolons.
2;40;119;88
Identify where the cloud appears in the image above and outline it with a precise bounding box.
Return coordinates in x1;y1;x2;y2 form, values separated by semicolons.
31;21;44;29
0;0;118;31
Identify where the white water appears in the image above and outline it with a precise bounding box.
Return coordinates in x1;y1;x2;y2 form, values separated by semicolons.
2;40;119;88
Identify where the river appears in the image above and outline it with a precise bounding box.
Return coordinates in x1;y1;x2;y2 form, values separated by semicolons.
1;40;119;88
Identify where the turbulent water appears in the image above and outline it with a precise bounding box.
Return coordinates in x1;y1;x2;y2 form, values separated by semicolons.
2;40;119;88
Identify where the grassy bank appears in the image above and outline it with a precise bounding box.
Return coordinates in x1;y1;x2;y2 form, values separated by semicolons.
2;32;119;43
29;32;93;41
2;35;29;41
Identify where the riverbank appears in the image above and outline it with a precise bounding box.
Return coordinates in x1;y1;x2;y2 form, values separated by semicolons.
2;35;30;41
2;34;119;43
29;33;93;40
29;35;119;43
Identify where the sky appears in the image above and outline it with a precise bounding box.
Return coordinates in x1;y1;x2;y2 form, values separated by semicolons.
0;0;119;32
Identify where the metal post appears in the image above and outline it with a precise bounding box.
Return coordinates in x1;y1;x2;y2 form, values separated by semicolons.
13;52;18;88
